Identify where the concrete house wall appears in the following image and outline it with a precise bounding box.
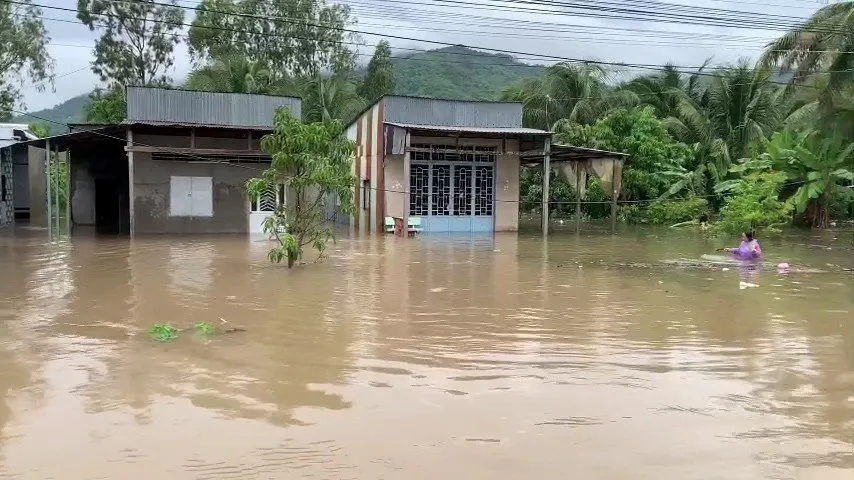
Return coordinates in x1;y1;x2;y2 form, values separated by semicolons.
129;132;266;234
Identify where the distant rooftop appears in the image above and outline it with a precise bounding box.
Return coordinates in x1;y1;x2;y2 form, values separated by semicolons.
126;86;301;129
347;95;528;130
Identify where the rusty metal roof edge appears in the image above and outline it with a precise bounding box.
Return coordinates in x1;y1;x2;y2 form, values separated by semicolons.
122;120;275;130
3;125;125;149
385;122;550;135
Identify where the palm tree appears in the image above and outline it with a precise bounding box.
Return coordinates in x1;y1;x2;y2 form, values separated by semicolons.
762;2;854;128
300;72;366;124
186;55;291;95
501;63;633;129
705;62;782;161
623;61;710;120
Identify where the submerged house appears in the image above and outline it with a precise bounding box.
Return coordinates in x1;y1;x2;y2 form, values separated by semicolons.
0;124;39;226
344;96;550;234
342;95;627;234
9;86;299;236
6;90;626;238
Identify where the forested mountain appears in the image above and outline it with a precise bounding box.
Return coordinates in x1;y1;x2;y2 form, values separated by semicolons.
389;46;543;100
13;46;542;134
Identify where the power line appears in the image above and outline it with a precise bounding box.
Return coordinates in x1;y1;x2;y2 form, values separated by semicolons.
5;0;828;85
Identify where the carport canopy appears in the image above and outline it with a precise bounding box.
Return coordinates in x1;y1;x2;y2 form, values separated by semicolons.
520;143;629;235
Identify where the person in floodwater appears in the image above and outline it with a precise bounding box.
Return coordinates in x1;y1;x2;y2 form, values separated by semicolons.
722;231;762;288
723;230;762;260
698;214;709;231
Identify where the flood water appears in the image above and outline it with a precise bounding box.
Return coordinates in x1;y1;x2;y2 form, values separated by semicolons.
0;225;852;479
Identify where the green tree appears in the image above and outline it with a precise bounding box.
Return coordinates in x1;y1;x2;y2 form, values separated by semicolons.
246;109;356;268
301;73;366;123
189;0;356;77
0;0;53;120
358;40;395;102
84;87;127;124
555;107;693;200
77;0;184;86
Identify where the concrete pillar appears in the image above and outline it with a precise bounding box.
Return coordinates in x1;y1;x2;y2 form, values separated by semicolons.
575;162;582;233
128;129;135;237
53;145;60;234
542;138;550;237
611;158;618;233
66;149;72;235
402;130;411;238
45;140;51;236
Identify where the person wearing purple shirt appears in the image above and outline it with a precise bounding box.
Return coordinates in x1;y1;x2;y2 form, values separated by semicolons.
724;230;762;260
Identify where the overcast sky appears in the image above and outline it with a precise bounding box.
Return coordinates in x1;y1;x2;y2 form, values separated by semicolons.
19;0;825;112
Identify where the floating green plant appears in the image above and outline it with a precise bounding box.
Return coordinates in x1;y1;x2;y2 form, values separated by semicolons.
193;322;216;336
148;324;180;342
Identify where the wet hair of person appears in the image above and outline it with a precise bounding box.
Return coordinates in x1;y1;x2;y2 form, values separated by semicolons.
744;231;755;241
698;214;708;223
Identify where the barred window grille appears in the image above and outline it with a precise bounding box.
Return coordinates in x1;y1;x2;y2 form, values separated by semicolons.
410;164;430;216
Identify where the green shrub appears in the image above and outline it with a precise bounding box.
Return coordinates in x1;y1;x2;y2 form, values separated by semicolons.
718;172;792;235
826;184;854;220
520;168;577;215
583;178;611;219
646;197;710;225
617;204;649;224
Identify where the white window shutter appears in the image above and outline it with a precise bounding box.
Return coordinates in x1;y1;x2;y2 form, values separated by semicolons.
169;176;192;216
190;176;213;217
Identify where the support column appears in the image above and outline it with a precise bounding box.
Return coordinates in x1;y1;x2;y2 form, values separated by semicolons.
402;130;411;238
575;162;582;233
66;148;72;236
128;130;135;237
610;158;618;233
45;140;51;236
542;138;550;237
54;144;60;234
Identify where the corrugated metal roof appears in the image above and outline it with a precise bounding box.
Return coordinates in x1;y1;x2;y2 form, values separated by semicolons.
383;96;524;128
126;87;301;128
386;122;549;135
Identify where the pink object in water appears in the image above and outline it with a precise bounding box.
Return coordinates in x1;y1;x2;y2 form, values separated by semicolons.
777;262;790;273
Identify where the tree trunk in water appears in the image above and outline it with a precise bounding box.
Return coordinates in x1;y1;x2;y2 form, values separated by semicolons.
287;252;296;268
806;198;828;228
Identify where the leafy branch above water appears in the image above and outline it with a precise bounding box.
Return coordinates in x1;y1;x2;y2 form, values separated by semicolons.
147;322;241;342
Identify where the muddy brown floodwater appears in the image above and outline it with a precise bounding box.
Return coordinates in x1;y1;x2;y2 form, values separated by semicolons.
0;225;852;479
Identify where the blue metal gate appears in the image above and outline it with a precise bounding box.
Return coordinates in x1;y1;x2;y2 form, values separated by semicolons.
409;144;495;233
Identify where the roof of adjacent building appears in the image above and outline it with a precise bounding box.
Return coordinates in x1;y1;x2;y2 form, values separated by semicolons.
345;95;535;132
126;86;301;129
0;124;38;148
